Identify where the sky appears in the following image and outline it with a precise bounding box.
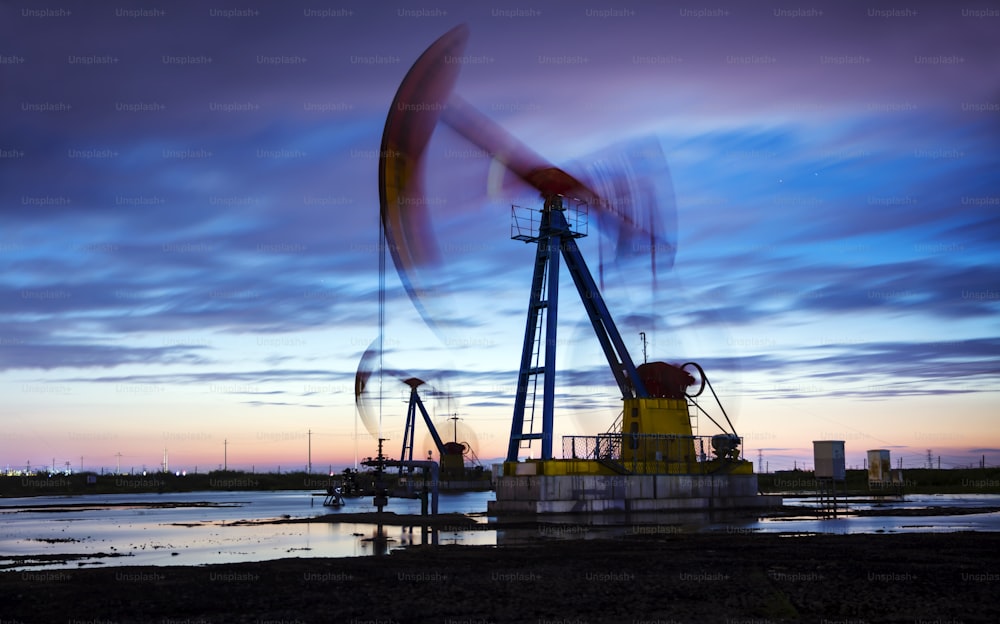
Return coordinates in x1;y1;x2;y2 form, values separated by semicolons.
2;1;998;475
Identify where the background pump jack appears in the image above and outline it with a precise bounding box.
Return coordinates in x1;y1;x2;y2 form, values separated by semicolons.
399;377;466;481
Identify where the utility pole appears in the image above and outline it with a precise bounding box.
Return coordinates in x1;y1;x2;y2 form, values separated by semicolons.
374;437;388;513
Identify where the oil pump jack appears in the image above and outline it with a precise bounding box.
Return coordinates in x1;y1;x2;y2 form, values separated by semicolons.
399;378;466;480
504;193;745;477
485;192;781;515
374;23;780;514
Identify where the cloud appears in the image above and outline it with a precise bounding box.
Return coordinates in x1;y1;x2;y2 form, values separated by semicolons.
244;401;324;409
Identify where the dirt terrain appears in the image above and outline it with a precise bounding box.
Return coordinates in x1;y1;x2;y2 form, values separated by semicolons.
2;531;997;623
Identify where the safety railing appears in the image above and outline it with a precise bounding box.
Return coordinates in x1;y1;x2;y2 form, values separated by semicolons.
511;196;589;242
561;433;744;475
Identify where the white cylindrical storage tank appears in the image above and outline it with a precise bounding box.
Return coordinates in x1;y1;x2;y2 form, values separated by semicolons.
813;440;846;481
867;449;891;486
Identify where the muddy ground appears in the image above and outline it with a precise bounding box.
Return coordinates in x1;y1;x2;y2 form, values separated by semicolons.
2;531;997;623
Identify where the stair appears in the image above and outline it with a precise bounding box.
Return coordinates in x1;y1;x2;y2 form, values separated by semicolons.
597;457;631;474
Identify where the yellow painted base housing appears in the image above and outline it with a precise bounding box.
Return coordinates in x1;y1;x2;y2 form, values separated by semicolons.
490;396;773;514
440;453;465;476
500;458;754;477
621;397;698;471
623;397;693;436
501;459;617;477
500;395;755;481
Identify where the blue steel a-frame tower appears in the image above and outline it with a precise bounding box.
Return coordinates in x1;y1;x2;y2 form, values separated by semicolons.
507;194;650;462
399;377;445;466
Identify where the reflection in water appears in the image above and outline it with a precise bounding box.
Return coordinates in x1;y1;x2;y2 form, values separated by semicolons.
360;520;447;556
361;523;392;557
398;524;440;548
1;491;999;571
0;490;496;571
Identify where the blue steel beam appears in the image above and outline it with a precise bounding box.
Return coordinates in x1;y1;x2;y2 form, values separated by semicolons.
402;383;447;467
401;394;416;463
552;208;648;400
412;387;446;454
540;227;562;459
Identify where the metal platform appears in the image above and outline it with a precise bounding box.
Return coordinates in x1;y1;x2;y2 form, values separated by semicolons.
510;196;589;243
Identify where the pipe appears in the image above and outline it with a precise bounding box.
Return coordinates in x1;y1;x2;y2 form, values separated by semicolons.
361;459;439;514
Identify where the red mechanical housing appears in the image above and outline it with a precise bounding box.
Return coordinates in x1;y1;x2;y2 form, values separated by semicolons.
637;362;695;400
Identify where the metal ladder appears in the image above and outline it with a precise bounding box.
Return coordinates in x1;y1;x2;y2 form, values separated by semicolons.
507;219;555;459
520;266;549;451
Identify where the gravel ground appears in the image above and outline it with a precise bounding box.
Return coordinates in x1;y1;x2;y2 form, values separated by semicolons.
2;531;997;624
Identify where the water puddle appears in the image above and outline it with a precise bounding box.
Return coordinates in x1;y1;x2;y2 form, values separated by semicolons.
0;491;495;571
2;491;998;570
